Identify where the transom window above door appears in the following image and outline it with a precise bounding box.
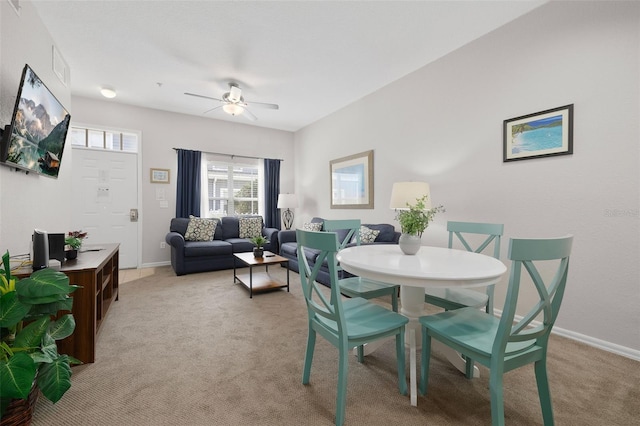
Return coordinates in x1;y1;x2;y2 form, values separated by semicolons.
70;126;139;153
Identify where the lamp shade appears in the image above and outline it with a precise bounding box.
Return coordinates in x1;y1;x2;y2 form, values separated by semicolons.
389;182;432;210
277;193;298;209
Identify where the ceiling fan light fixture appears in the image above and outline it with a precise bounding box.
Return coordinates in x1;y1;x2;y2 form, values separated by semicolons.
223;103;244;116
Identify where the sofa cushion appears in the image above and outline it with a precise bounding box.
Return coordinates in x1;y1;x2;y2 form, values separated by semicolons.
226;238;256;253
184;216;217;241
302;222;323;231
239;217;263;238
170;218;190;235
356;226;381;243
184;240;232;257
363;223;397;242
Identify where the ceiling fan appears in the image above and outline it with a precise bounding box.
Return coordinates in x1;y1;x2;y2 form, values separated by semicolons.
184;83;279;121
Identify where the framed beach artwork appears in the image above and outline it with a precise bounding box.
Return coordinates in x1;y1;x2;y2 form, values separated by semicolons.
330;150;374;209
503;104;573;162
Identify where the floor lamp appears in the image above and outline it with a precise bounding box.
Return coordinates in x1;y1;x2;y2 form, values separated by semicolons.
277;193;298;230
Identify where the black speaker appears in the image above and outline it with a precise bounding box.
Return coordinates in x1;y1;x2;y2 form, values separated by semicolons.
32;229;49;270
48;233;65;263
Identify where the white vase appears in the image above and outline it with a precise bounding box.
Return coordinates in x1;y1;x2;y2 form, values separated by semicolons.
399;233;422;255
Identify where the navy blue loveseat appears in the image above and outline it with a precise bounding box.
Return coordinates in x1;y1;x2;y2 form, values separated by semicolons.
278;217;400;287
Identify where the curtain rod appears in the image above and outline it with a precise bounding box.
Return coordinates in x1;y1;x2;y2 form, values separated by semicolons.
173;148;283;162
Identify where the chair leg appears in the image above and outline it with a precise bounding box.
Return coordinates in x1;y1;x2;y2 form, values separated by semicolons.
489;366;506;426
419;327;431;395
357;345;364;363
465;356;475;379
486;285;495;315
302;329;316;384
391;289;398;312
535;357;555;426
336;344;349;426
395;326;407;395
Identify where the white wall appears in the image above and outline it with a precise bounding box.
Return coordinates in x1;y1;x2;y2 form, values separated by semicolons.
69;97;295;266
294;2;640;354
0;1;73;256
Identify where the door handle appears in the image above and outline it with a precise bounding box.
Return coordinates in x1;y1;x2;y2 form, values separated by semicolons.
130;209;139;222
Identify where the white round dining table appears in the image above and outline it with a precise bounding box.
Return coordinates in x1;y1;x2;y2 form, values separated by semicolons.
337;244;507;406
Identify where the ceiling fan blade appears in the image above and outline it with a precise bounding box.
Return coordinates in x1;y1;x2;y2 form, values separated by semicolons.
242;107;258;121
246;101;279;110
203;105;224;115
185;92;223;102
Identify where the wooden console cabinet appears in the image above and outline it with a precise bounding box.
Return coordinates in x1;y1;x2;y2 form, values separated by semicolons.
15;243;119;364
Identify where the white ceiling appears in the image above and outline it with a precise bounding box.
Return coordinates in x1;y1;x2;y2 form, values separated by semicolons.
30;1;546;132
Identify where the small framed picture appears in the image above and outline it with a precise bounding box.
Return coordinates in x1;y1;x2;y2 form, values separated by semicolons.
503;104;573;162
150;168;170;183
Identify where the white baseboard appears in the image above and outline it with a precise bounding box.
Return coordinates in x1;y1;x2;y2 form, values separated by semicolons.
495;309;640;361
550;326;640;361
140;260;171;269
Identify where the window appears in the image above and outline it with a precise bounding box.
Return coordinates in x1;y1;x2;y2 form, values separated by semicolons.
204;155;263;217
70;126;139;153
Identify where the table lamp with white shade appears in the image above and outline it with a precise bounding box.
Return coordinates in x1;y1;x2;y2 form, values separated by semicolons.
389;182;432;210
390;182;435;255
277;193;298;230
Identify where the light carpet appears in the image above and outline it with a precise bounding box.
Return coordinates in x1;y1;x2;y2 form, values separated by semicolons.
31;266;639;425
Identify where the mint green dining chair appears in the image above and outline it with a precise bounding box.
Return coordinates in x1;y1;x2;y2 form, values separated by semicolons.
420;235;573;426
324;219;399;312
424;221;504;315
424;221;503;378
296;229;409;426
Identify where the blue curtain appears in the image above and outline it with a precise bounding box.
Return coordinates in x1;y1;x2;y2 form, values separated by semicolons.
264;158;281;228
176;149;201;218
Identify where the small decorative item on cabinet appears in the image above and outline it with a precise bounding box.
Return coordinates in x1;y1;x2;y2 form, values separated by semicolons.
64;230;87;260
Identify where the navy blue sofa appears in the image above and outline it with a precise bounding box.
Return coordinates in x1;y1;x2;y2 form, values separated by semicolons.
166;216;279;276
278;217;400;287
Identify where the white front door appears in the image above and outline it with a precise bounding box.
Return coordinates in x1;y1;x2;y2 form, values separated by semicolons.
72;148;139;269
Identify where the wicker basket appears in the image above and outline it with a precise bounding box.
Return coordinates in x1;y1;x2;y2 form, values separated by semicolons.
0;383;39;426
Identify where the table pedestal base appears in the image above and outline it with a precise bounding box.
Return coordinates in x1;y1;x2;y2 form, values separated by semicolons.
353;285;480;407
401;285;480;406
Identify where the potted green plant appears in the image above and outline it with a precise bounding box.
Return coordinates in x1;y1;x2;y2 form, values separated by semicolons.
250;235;269;258
395;195;445;255
64;230;88;260
0;250;81;419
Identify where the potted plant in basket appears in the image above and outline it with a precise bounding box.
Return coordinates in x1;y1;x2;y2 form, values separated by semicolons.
64;230;88;260
0;250;81;421
250;235;269;258
395;195;445;255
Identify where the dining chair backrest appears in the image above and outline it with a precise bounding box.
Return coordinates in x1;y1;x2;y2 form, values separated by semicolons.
447;221;504;259
296;229;346;332
323;219;362;249
496;235;573;355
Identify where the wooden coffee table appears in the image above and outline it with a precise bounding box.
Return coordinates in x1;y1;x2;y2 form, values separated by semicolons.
233;251;289;298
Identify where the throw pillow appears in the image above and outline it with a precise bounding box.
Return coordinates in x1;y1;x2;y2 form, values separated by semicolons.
302;222;323;231
184;216;217;241
239;217;263;239
356;225;380;244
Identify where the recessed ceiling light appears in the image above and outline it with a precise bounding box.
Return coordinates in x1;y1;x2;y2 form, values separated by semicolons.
100;87;116;98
